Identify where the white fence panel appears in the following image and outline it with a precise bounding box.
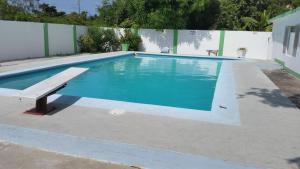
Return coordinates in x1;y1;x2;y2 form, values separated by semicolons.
0;20;44;61
177;30;220;55
223;31;272;60
139;29;173;53
48;23;74;56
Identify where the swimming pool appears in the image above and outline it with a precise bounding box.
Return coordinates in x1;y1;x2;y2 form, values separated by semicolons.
0;53;222;111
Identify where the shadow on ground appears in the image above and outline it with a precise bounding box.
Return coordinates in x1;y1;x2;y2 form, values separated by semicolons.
264;69;300;109
288;94;300;109
47;95;81;115
288;157;300;169
139;29;212;52
238;87;296;108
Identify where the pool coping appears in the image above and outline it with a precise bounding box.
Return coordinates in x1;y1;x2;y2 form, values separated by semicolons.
0;52;240;125
136;51;241;60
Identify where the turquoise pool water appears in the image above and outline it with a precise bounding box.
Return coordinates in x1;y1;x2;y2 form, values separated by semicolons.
0;54;222;110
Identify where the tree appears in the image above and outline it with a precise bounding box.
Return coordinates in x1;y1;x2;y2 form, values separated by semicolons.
0;0;95;25
0;0;34;20
216;0;297;31
1;0;300;31
10;0;39;12
186;0;220;29
37;3;65;17
97;0;221;29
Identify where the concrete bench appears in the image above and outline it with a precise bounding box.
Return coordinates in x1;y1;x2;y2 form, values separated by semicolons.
18;67;88;115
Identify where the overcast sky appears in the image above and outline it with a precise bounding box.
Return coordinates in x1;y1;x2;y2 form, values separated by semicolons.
39;0;102;15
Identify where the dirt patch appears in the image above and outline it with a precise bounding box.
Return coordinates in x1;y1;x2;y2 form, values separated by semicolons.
264;69;300;109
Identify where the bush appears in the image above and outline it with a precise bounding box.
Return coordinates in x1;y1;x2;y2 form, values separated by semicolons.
78;35;95;52
120;29;142;51
79;27;120;53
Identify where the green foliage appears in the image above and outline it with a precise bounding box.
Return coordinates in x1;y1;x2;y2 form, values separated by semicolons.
0;0;96;25
120;29;142;51
216;0;296;31
186;0;221;29
97;0;299;31
78;35;95;52
98;0;220;29
79;27;120;53
240;10;272;31
216;0;240;30
1;0;300;31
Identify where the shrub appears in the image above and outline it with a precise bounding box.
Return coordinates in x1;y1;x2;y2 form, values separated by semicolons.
120;29;142;51
78;35;95;52
79;27;120;53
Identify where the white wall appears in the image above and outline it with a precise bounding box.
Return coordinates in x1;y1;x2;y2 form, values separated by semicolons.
0;20;44;61
0;20;86;62
177;30;220;55
48;23;74;56
137;29;271;59
139;29;173;53
223;31;272;59
0;20;272;62
272;11;300;74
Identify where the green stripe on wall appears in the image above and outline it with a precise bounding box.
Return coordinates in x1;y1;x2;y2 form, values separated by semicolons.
173;29;178;54
43;23;49;57
218;30;225;56
73;25;78;53
275;58;285;66
275;58;300;79
285;66;300;79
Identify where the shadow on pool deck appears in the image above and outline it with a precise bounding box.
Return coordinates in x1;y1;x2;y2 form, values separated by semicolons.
238;87;296;108
288;157;300;169
47;95;81;115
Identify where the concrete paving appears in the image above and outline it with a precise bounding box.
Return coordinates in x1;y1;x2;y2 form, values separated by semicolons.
0;52;129;73
0;54;299;169
0;141;134;169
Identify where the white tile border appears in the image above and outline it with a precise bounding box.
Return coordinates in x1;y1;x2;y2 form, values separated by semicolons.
135;51;242;60
0;52;240;125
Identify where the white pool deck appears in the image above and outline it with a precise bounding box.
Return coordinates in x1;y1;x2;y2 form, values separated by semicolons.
0;52;299;169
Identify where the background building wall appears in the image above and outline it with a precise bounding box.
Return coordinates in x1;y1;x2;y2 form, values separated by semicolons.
271;11;300;74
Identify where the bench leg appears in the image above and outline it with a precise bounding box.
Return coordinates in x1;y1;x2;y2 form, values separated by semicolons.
36;97;48;114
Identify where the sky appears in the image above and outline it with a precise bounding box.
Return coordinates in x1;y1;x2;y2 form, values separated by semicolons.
39;0;103;15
